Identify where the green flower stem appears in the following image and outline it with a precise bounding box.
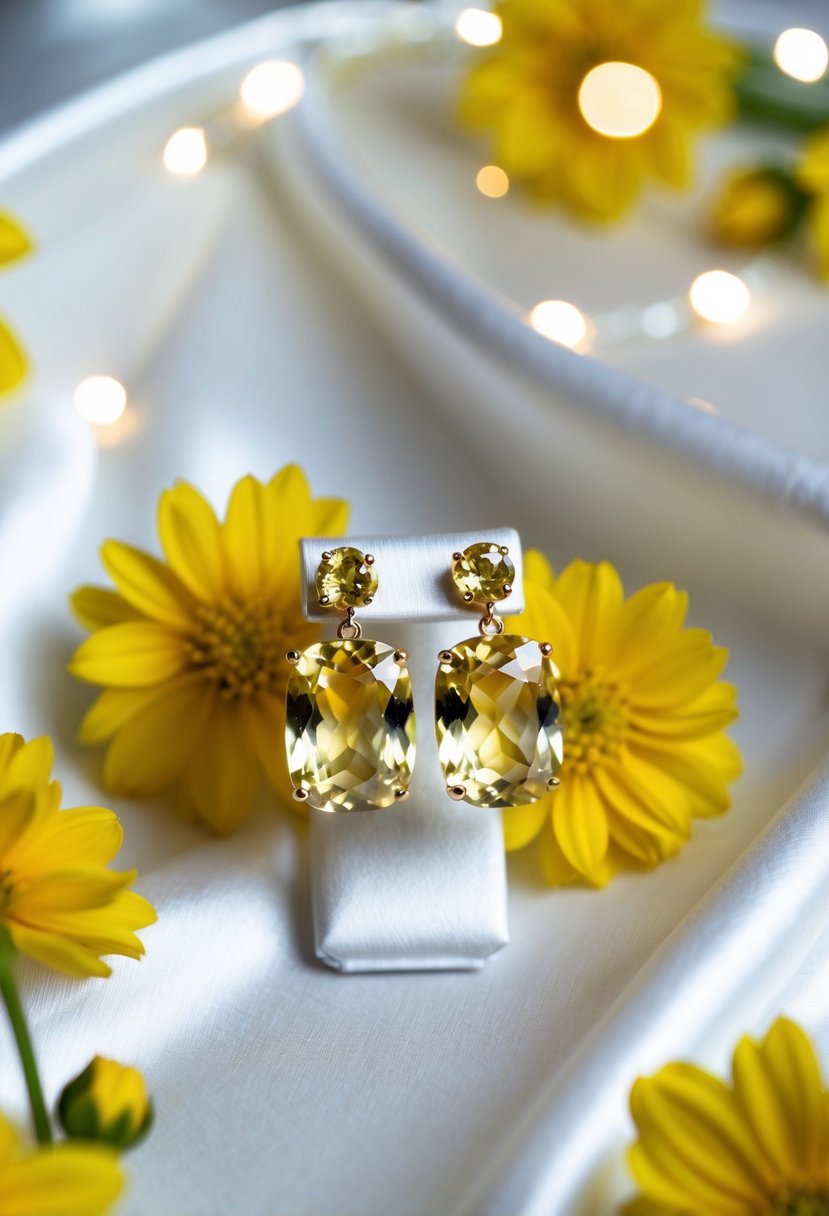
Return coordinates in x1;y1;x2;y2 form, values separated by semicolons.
735;47;829;132
0;929;52;1144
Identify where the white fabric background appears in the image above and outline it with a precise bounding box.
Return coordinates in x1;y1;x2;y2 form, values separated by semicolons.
0;3;827;1214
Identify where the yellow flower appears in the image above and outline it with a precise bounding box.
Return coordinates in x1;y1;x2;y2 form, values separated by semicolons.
625;1017;829;1214
0;1112;123;1215
59;1057;152;1151
504;554;741;886
797;126;829;279
69;466;348;833
0;733;155;978
459;0;738;222
0;212;32;397
711;166;806;248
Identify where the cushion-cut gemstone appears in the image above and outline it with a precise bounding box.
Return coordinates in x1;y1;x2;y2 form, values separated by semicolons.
286;639;415;811
315;546;378;609
451;542;515;603
435;634;562;808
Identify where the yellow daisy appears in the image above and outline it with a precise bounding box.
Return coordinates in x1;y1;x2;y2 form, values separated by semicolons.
626;1017;829;1214
0;733;155;979
0;1113;123;1216
710;166;807;249
504;553;741;886
0;212;32;397
459;0;739;222
797;126;829;279
69;466;348;833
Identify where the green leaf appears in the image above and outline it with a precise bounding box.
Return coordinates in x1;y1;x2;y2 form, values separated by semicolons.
0;213;32;268
0;319;27;396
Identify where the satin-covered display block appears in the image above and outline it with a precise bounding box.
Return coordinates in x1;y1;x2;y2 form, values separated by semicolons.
300;529;521;971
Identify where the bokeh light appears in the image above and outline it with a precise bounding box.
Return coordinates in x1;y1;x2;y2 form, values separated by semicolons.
163;127;207;176
578;62;662;138
74;376;128;426
454;8;503;46
773;28;828;83
528;300;589;349
689;271;751;325
476;165;510;198
240;60;305;119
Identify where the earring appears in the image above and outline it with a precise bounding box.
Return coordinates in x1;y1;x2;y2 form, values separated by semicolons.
285;547;415;812
435;542;563;808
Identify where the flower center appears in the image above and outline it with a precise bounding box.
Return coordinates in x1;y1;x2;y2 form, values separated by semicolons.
771;1194;829;1216
558;669;628;775
189;596;287;701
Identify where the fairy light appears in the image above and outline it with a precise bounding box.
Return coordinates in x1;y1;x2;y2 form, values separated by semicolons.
74;376;128;425
689;270;751;325
240;60;305;118
773;28;829;83
163;127;207;175
578;62;662;138
476;165;509;198
454;8;503;46
529;300;589;349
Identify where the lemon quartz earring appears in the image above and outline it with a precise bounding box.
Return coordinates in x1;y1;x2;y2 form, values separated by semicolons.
285;547;415;811
435;542;563;808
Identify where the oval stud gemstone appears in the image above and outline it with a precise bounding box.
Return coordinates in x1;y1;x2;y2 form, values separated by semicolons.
435;635;563;808
286;639;415;811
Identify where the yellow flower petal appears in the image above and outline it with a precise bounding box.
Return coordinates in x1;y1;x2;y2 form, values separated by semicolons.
69;622;187;687
157;480;224;602
553;559;624;669
629;682;738;740
512;582;576;674
0;213;33;267
605;807;664;865
70;586;140;632
103;675;214;795
184;702;258;833
0;792;36;856
310;496;350;538
552;773;610;885
100;540;193;629
631;733;742;819
603;583;689;680
632;631;729;709
240;693;291;803
630;1064;773;1206
222;474;269;600
78;684;171;745
538;823;581;885
502;801;549;851
732;1017;824;1177
10;807;123;873
523;549;556;593
4;736;54;794
0;319;27;396
593;759;690;841
2;1143;123;1216
7;923;113;978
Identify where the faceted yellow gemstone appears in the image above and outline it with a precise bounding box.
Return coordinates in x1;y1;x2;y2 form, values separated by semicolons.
315;546;378;609
435;634;562;808
286;639;415;811
452;542;515;603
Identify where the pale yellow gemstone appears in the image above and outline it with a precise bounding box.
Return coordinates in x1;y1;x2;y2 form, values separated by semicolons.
435;634;562;808
452;542;515;603
315;546;378;609
286;639;415;811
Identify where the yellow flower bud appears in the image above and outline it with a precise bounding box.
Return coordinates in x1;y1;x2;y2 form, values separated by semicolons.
58;1057;153;1151
711;166;805;248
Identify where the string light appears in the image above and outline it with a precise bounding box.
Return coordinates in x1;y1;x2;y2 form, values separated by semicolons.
578;62;662;138
689;270;751;325
163;127;207;175
454;8;502;47
773;28;828;83
74;376;128;426
240;60;305;119
476;165;509;198
528;300;589;349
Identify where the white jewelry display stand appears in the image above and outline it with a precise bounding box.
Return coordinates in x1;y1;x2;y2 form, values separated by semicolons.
299;529;523;972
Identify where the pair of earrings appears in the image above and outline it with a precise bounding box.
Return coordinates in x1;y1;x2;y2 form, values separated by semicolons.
285;543;563;812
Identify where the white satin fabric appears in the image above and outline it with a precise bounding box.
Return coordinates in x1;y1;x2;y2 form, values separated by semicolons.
0;3;828;1214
